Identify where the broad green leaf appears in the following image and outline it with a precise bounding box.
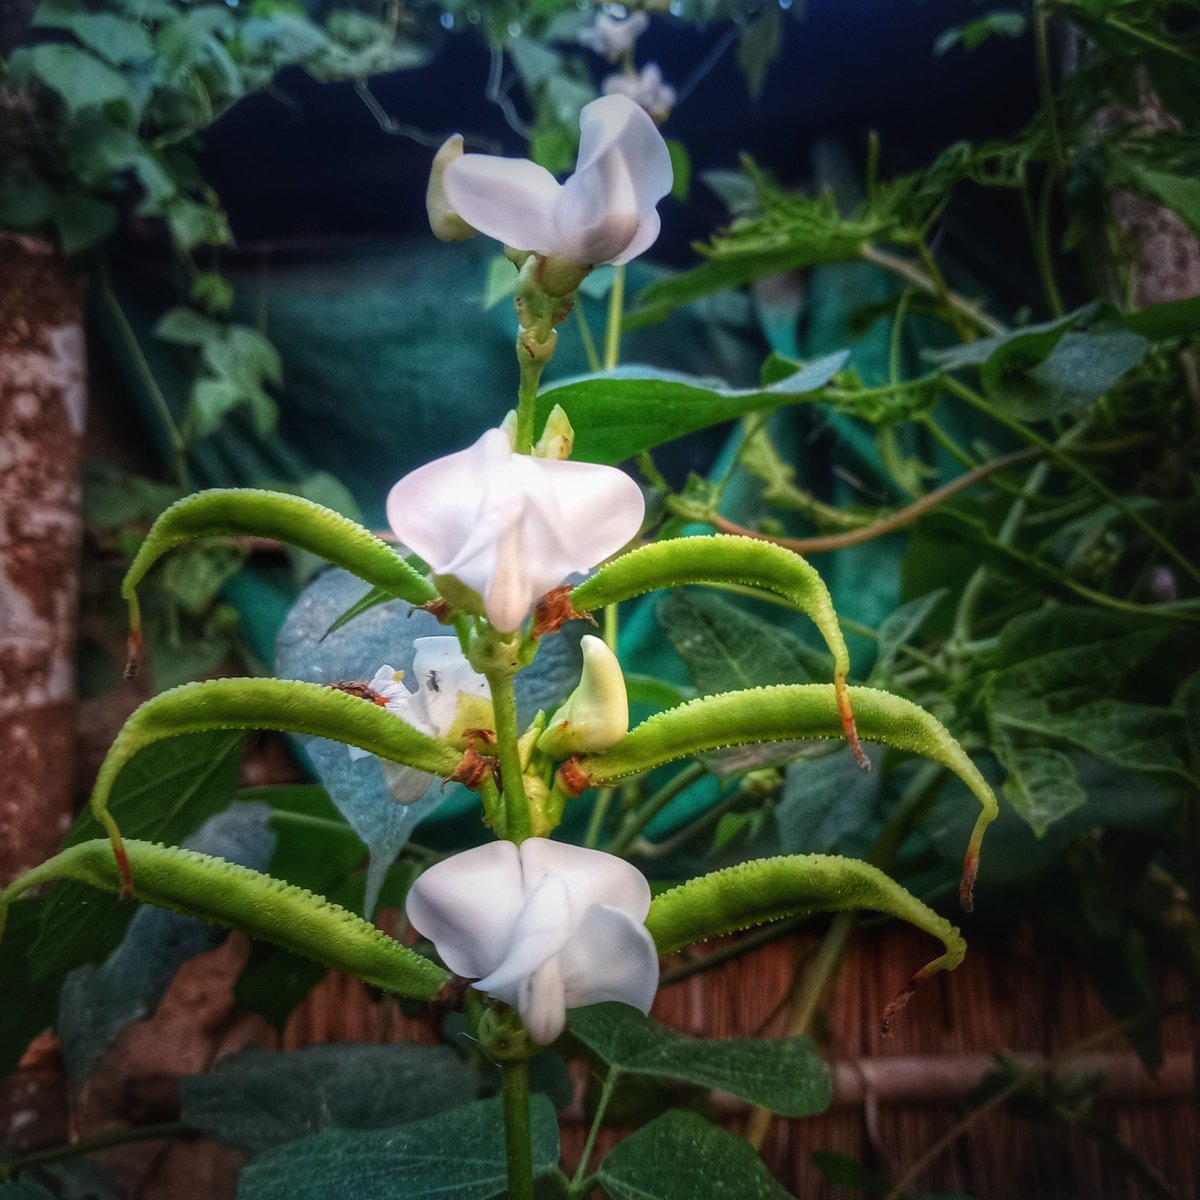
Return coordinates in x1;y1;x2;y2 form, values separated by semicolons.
0;897;59;1074
10;44;134;114
569;1003;831;1115
775;746;883;857
34;7;154;65
32;730;245;981
598;1110;791;1200
154;307;222;346
1121;295;1200;340
577;684;999;908
870;590;948;684
535;351;849;464
623;674;695;712
659;589;830;694
1121;163;1200;236
238;1095;559;1200
993;736;1087;837
931;310;1078;371
181;1043;479;1153
50;192;117;254
64;117;141;185
1;839;450;1002
737;4;782;97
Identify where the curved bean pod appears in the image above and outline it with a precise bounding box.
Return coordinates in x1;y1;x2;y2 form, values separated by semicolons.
122;489;436;671
565;683;998;909
89;678;462;892
568;536;866;765
645;853;965;1032
0;839;451;1002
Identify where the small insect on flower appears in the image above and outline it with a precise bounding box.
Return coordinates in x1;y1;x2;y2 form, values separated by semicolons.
328;681;392;707
426;670;441;693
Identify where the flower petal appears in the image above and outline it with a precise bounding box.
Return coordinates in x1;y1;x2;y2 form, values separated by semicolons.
405;840;525;979
442;154;562;254
518;838;651;922
381;762;436;804
576;95;672;223
473;874;572;1000
560;903;659;1015
610;209;661;266
520;954;567;1044
410;637;490;735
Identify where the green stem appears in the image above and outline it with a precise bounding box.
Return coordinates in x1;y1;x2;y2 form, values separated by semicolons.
483;663;532;842
514;355;546;455
607;761;709;856
583;788;613;849
1;1122;189;1181
862;246;1006;337
1033;0;1066;181
575;299;601;373
500;1060;536;1200
1035;168;1065;317
917;242;972;342
98;258;189;489
570;1070;619;1194
889;288;912;384
603;264;626;371
942;377;1200;585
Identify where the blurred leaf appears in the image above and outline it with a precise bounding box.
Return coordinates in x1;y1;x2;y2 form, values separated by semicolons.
1120;161;1200;236
598;1110;791;1200
659;589;830;695
934;10;1028;56
737;4;782;97
50;192;117;254
10;44;135;114
34;6;154;65
870;590;948;684
238;1095;559;1200
775;746;883;857
536;352;848;464
1121;295;1200;340
993;736;1087;836
155;307;221;347
666;138;692;202
182;1043;479;1153
812;1150;890;1191
570;1003;831;1115
0;897;58;1074
32;731;246;981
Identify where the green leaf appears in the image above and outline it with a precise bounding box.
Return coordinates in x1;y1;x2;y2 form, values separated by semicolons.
666;138;691;202
0;897;60;1074
598;1110;791;1200
238;1095;559;1200
659;589;830;694
569;1003;831;1115
536;351;849;464
934;10;1028;56
34;7;154;65
1120;163;1200;236
10;44;134;114
154;307;221;346
322;584;395;638
181;1043;479;1153
1121;295;1200;340
737;4;782;97
812;1150;891;1191
189;378;245;437
775;747;882;857
50;192;117;254
32;731;245;981
993;736;1087;837
65;117;141;185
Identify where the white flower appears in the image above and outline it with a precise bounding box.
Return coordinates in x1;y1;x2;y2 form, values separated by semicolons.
387;428;644;633
602;63;676;124
406;838;658;1043
538;635;629;757
353;639;492;803
577;11;649;63
440;94;672;266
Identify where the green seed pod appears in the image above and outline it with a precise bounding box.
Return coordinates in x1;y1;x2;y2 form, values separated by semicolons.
0;839;451;1002
563;683;998;910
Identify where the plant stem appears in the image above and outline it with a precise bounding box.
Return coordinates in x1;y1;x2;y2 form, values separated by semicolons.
0;1122;189;1180
514;354;546;455
500;1060;535;1200
483;661;532;842
98;258;189;489
569;1070;619;1195
883;1008;1174;1200
942;376;1200;585
583;788;613;849
606;761;709;856
862;246;1006;338
917;241;973;342
603;265;626;370
575;298;601;373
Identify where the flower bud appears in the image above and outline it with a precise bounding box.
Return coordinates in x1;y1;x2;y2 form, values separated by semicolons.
426;135;476;243
538;635;629;758
534;404;575;460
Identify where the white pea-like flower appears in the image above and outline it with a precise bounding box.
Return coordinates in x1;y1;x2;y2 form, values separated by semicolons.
351;638;492;803
438;94;673;267
387;427;644;632
406;838;658;1044
602;63;676;124
577;11;650;63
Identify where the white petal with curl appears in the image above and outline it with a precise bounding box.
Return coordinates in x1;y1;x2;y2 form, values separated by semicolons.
576;95;673;223
518;839;651;922
561;903;659;1014
405;841;526;980
473;874;572;1000
442;155;561;254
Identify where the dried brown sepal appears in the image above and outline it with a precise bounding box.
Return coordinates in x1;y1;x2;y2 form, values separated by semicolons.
449;745;497;791
328;681;390;707
462;727;498;747
556;757;593;797
416;598;455;625
431;973;474;1010
531;586;595;639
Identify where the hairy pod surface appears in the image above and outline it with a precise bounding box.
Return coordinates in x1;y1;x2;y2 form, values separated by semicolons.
0;839;451;1000
122;490;436;658
573;683;998;908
